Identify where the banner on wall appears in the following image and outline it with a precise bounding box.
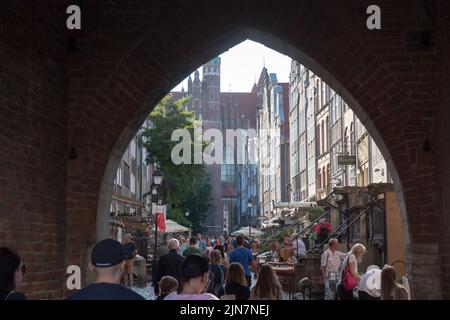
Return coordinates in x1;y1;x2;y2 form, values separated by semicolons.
152;204;167;232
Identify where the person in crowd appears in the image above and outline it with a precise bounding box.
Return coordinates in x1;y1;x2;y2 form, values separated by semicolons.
250;264;283;300
209;250;228;296
179;236;189;255
213;242;229;267
291;233;307;260
269;241;280;261
183;237;202;257
155;276;178;301
228;235;258;288
381;265;409;300
243;236;251;250
223;236;231;253
279;236;294;262
218;262;250;300
337;243;366;300
357;265;382;300
154;238;185;296
164;254;218;300
205;239;214;258
0;247;27;300
320;238;346;300
251;238;260;253
231;236;238;250
122;233;137;287
68;239;145;300
197;233;206;254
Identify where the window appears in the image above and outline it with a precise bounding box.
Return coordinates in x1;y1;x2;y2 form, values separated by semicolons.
327;164;331;188
130;173;136;194
350;122;355;147
344;127;349;154
116;167;122;186
322;167;326;190
130;139;136;159
317;124;321;155
123;162;130;188
325;116;329;152
317;169;322;189
221;164;235;182
321;120;325;154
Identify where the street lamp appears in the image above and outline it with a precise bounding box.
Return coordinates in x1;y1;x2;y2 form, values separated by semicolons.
152;168;163;291
153;169;163;186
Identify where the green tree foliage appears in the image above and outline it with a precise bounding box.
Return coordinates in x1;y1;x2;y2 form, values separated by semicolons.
179;172;214;233
167;208;192;227
142;96;214;229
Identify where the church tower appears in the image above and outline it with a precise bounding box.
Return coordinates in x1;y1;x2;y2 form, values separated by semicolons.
192;70;202;119
202;57;221;122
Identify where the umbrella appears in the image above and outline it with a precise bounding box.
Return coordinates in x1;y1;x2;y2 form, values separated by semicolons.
231;226;264;236
165;219;189;233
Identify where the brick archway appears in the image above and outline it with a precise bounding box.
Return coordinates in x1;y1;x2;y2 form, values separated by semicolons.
67;2;439;298
2;0;448;299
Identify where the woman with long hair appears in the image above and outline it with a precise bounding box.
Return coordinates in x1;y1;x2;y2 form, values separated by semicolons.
164;254;218;300
337;243;366;300
250;264;283;300
381;265;409;300
218;263;250;300
209;250;228;296
0;247;26;300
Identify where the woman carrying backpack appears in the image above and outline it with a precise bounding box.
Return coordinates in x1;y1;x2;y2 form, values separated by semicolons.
209;250;227;296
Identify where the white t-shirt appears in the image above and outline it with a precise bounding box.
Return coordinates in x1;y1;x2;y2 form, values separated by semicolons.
320;249;346;276
292;239;306;257
358;269;381;297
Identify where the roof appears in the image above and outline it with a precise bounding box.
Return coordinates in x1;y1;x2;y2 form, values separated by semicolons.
169;91;187;102
220;91;258;129
269;73;278;83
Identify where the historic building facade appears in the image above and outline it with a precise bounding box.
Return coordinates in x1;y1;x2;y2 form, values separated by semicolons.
289;61;391;204
111;120;153;218
174;58;258;235
256;68;290;221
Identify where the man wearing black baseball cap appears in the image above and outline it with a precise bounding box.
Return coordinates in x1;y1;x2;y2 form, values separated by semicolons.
67;239;145;300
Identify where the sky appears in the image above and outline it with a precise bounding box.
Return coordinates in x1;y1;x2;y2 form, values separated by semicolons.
173;40;292;93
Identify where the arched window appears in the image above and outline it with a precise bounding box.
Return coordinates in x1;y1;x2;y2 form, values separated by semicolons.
321;120;325;154
344;127;349;154
325;116;329;152
317;124;321;155
322;166;326;190
317;169;322;189
350;121;355;147
327;164;331;188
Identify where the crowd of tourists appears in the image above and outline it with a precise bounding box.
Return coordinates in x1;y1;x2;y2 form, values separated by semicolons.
154;234;283;300
1;232;409;300
320;239;410;300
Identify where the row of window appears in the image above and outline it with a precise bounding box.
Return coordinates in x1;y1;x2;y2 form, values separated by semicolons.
317;164;331;190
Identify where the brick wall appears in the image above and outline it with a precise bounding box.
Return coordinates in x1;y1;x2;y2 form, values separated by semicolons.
435;0;450;300
0;1;68;299
1;0;449;298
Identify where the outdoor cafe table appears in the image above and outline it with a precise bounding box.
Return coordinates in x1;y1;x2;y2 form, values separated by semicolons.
267;262;296;300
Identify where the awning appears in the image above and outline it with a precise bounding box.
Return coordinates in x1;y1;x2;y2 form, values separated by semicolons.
231;226;264;236
165;219;189;233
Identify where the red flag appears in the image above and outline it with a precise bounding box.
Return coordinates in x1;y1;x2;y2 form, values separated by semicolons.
156;212;166;232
